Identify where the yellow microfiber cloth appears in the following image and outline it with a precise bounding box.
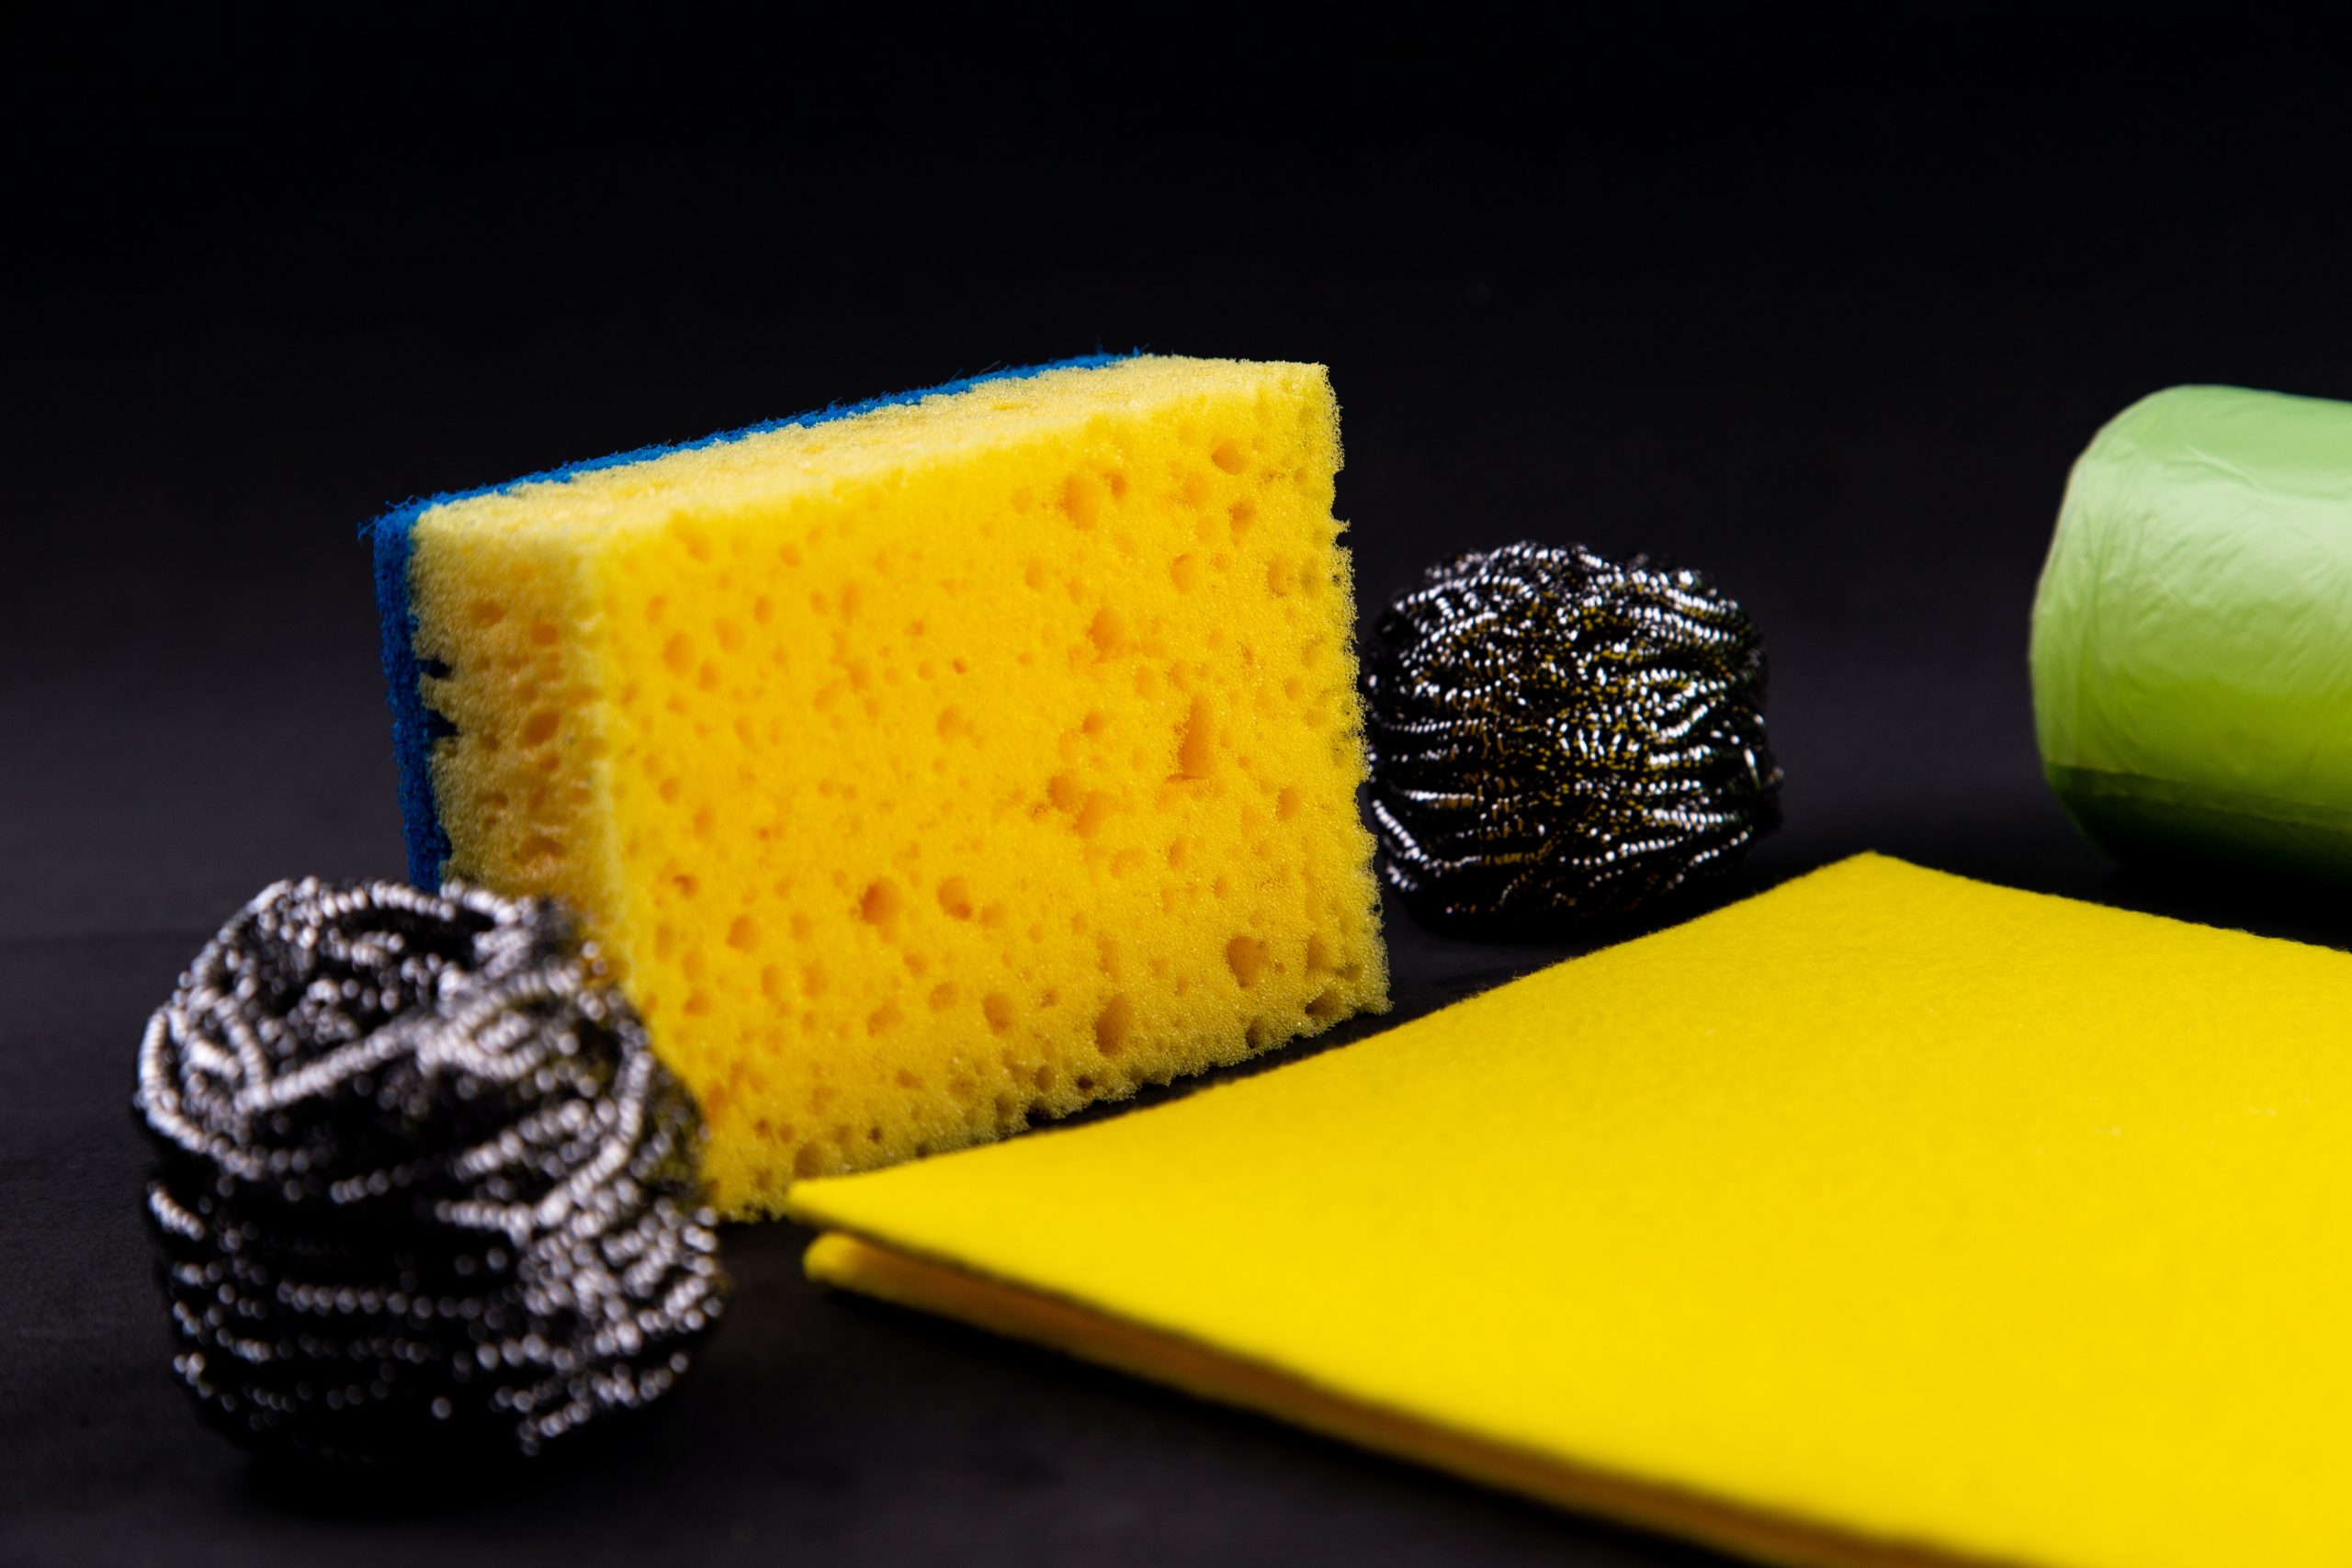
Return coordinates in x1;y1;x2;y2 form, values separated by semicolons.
789;854;2352;1568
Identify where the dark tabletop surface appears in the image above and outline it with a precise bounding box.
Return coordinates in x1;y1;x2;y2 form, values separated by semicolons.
7;15;2348;1566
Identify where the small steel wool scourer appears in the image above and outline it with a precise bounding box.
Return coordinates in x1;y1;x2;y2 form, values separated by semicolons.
1362;542;1781;928
135;878;725;1465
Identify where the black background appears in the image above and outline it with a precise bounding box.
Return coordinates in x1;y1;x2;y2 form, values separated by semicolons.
7;12;2348;1566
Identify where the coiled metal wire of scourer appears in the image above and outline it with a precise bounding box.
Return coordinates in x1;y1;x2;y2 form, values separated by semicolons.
1363;542;1782;928
133;879;726;1465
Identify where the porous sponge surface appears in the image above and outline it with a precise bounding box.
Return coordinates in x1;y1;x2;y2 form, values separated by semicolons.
792;854;2352;1568
398;355;1388;1214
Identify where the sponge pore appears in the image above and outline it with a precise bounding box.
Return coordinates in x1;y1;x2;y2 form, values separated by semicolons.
373;355;1390;1215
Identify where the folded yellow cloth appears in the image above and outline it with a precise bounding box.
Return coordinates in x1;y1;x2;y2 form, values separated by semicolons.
789;854;2352;1568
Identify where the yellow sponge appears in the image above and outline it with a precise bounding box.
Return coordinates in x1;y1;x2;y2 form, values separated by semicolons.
792;854;2352;1568
376;355;1388;1215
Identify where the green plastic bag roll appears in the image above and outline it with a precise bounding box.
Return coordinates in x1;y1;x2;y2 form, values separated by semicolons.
2031;384;2352;882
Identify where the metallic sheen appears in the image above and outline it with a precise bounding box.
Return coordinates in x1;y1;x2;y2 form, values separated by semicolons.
1363;543;1781;927
135;878;726;1464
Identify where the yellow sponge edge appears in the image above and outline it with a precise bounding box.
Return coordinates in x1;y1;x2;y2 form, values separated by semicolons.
404;355;1388;1214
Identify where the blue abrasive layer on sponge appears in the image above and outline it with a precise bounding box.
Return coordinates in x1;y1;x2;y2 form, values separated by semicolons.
366;353;1135;889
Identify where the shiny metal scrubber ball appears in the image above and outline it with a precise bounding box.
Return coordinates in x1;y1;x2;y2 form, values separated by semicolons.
1362;542;1781;928
134;878;726;1465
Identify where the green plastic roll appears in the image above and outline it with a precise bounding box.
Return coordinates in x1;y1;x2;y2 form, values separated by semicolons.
2031;384;2352;882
